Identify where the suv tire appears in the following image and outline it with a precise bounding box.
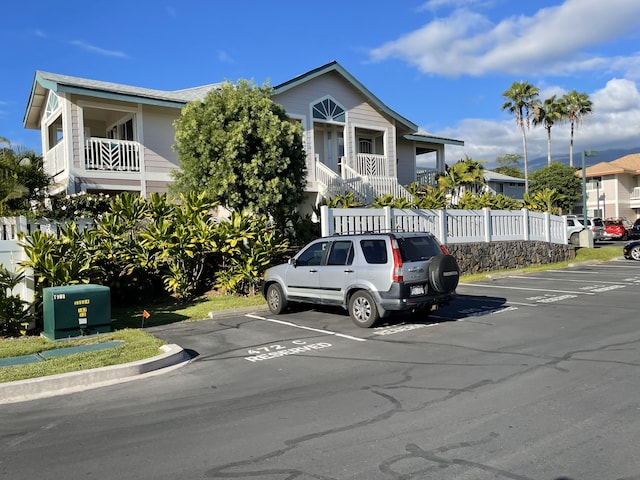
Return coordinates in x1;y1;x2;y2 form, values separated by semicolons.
570;232;580;245
429;254;460;293
349;291;379;328
266;283;287;314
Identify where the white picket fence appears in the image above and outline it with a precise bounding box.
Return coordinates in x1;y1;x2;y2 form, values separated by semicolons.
1;208;568;303
319;206;568;245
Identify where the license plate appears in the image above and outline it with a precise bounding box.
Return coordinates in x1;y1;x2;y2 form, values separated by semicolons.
410;285;425;296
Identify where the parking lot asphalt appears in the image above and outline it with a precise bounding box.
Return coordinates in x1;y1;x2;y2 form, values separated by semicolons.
0;304;274;404
2;257;636;404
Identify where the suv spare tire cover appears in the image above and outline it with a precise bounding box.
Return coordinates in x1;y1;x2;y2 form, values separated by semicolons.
429;254;460;293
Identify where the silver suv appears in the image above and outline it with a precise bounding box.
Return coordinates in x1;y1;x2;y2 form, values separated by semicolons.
262;232;460;328
567;215;605;242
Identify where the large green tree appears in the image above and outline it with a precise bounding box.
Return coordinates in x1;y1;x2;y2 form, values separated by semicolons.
501;81;540;194
172;80;307;227
528;162;581;214
533;95;567;166
562;89;593;167
493;153;523;178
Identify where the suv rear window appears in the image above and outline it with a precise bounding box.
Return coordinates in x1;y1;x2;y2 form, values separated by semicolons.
360;240;388;264
397;236;442;262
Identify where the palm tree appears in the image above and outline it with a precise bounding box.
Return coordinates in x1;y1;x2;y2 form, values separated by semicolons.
533;95;567;166
437;156;485;206
502;81;540;194
563;90;593;167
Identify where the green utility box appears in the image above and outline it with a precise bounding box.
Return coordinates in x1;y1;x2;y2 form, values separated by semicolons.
43;284;111;340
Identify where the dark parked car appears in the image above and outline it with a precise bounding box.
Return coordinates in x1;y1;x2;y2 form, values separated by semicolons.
623;239;640;260
629;219;640;240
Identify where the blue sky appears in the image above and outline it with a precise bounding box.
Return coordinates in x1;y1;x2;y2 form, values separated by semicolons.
2;0;640;168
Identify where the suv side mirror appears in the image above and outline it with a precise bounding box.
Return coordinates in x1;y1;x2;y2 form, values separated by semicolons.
289;257;297;267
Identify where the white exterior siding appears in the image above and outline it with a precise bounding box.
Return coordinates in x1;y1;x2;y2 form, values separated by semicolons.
396;139;416;186
274;70;397;171
141;106;179;173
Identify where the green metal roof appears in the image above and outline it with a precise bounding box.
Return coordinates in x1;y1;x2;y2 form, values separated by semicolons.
24;71;220;128
23;62;465;149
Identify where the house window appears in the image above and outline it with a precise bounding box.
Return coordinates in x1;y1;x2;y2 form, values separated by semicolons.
108;117;135;141
359;138;373;154
312;98;345;122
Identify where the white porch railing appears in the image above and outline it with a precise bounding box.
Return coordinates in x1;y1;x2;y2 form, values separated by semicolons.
320;206;568;245
354;153;388;176
315;159;414;204
631;187;640;200
85;138;141;172
315;162;349;199
417;168;438;187
45;141;66;176
342;164;413;204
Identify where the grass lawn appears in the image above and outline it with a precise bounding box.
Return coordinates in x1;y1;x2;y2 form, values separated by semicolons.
0;245;625;384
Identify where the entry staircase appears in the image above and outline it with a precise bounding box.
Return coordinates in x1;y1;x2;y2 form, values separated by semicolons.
315;161;414;205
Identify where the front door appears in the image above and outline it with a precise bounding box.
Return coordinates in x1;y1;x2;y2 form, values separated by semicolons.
315;124;344;174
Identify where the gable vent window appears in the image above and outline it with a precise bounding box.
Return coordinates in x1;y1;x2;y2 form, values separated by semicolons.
45;92;60;120
313;99;345;122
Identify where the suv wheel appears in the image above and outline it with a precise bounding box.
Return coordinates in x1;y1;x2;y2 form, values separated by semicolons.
570;232;580;245
630;245;640;261
348;291;379;328
266;284;288;314
429;254;460;293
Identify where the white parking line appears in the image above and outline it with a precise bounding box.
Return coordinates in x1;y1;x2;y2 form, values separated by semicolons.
245;314;367;342
463;283;596;295
507;275;632;285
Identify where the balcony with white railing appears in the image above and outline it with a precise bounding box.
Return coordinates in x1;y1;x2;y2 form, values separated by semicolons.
44;141;66;177
84;137;141;172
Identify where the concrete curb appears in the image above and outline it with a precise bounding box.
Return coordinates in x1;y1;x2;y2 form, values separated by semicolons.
0;344;191;404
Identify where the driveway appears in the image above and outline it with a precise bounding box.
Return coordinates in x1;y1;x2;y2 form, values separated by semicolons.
2;259;640;480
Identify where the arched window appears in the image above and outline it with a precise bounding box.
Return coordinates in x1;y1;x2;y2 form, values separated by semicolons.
312;98;345;122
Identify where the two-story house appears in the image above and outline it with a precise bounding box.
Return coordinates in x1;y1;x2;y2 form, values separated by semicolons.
577;153;640;220
23;61;463;211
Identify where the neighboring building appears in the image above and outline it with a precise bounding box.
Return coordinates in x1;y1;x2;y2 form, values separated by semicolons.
482;170;525;200
577;153;640;221
23;61;463;212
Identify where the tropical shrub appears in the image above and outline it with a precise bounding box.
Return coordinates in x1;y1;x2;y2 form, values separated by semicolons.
0;266;33;336
214;211;289;295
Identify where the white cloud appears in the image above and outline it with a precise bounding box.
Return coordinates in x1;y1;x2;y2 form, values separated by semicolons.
70;40;128;58
370;0;640;78
217;51;235;64
592;78;640;112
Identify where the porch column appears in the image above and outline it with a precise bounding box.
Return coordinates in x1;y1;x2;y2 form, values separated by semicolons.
435;146;446;174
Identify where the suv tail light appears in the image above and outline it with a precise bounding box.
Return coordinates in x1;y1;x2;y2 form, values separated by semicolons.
390;238;403;282
440;244;450;255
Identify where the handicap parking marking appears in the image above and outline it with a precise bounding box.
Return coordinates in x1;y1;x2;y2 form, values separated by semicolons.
245;313;366;342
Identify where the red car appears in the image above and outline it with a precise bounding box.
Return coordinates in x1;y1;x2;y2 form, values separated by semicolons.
604;219;630;240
